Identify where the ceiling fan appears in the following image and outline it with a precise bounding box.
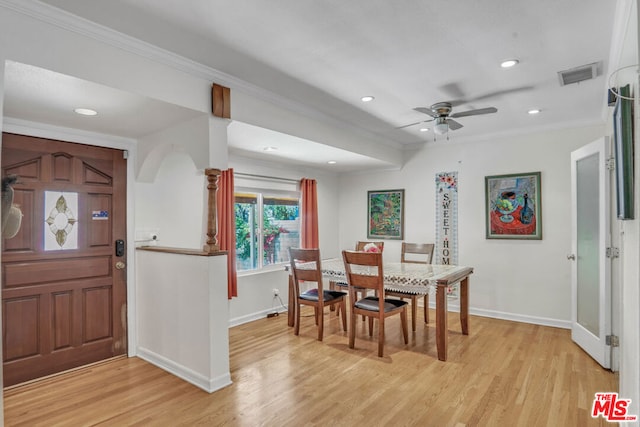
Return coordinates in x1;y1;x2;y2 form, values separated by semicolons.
397;102;498;134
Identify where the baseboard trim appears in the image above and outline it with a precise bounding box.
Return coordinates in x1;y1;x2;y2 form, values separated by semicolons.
137;347;232;393
229;308;288;328
469;307;570;329
230;305;571;330
425;301;571;329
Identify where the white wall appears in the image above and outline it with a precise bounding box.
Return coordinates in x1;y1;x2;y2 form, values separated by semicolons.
339;125;605;325
136;250;230;392
136;151;205;249
615;0;640;421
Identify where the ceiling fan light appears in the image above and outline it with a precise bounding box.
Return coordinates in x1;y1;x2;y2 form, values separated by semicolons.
434;121;448;135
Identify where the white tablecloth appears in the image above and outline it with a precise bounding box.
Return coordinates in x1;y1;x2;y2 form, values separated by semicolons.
301;258;470;295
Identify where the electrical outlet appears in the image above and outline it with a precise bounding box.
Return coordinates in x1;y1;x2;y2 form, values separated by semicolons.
272;288;279;296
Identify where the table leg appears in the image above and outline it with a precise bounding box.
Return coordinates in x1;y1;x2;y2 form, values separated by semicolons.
436;284;448;361
287;274;295;327
460;277;469;335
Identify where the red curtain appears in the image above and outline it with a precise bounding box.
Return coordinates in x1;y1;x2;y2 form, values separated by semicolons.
300;178;319;249
217;168;238;299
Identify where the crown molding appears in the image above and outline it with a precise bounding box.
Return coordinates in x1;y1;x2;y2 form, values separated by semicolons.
0;0;403;151
2;116;137;150
400;117;606;150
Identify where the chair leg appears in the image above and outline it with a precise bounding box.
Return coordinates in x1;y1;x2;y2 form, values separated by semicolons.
340;301;347;331
349;310;356;349
400;308;409;344
368;316;374;336
424;294;429;324
329;281;336;311
337;287;345;317
378;317;385;357
411;296;417;332
294;303;301;336
317;305;324;341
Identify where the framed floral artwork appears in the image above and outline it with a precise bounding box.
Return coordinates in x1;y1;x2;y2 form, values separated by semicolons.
367;189;404;240
485;172;542;240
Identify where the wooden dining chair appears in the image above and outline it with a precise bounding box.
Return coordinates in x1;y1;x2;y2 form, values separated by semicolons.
342;250;408;357
385;243;435;331
330;241;385;316
289;248;347;341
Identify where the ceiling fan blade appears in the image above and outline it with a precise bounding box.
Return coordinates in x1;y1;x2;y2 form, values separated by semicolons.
439;82;466;99
439;84;535;106
395;121;422;129
394;119;434;129
468;86;535;102
450;107;497;118
413;107;438;117
447;119;464;130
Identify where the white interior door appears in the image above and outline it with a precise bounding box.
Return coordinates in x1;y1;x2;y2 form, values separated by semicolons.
570;137;611;369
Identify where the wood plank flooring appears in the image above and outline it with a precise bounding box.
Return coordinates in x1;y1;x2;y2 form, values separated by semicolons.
4;307;618;426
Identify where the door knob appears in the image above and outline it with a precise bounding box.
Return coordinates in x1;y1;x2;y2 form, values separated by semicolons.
567;254;576;261
115;261;126;270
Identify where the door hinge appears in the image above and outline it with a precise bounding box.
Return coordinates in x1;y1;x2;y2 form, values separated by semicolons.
606;247;620;258
606;335;619;347
606;157;615;171
123;150;129;159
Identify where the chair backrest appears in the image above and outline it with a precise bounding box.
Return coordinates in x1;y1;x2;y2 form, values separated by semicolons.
342;250;384;294
289;248;324;299
401;242;434;264
355;241;384;252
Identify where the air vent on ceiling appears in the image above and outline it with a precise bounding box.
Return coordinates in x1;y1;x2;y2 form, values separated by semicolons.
558;62;599;86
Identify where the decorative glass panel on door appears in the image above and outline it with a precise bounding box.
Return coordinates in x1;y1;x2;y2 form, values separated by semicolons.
44;191;78;250
576;153;599;336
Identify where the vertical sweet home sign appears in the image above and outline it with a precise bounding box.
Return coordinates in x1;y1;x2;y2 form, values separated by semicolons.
435;172;459;297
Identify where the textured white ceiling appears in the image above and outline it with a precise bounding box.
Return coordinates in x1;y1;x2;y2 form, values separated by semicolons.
5;0;620;170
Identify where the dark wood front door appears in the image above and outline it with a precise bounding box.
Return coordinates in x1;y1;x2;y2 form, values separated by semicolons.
1;133;127;387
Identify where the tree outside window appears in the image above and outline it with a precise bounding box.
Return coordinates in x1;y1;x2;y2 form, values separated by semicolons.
235;191;300;271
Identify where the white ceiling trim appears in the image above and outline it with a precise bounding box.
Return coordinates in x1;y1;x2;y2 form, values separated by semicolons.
401;117;607;150
0;0;402;151
3;116;137;150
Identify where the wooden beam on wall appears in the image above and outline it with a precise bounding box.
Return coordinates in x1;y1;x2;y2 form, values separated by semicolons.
211;84;231;119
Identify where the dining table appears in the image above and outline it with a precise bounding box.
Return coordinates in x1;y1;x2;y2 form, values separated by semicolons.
286;257;474;361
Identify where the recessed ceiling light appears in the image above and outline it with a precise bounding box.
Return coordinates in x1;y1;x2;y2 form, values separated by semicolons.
327;160;337;165
528;109;541;115
74;108;98;116
419;128;430;132
361;96;375;102
500;59;519;68
263;146;278;151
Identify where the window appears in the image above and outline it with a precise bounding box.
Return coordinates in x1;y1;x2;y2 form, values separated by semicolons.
235;190;300;271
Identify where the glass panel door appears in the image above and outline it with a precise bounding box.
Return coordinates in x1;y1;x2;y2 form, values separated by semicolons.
570;137;611;369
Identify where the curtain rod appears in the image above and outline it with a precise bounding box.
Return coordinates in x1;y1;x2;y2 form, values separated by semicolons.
234;172;300;184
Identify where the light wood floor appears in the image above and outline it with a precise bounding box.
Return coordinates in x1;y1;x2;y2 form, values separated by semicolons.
4;307;617;426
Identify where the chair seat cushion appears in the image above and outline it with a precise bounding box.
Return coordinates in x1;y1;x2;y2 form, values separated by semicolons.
355;296;408;312
300;288;347;302
334;281;348;288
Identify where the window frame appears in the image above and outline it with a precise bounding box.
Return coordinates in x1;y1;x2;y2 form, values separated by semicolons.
235;186;301;274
